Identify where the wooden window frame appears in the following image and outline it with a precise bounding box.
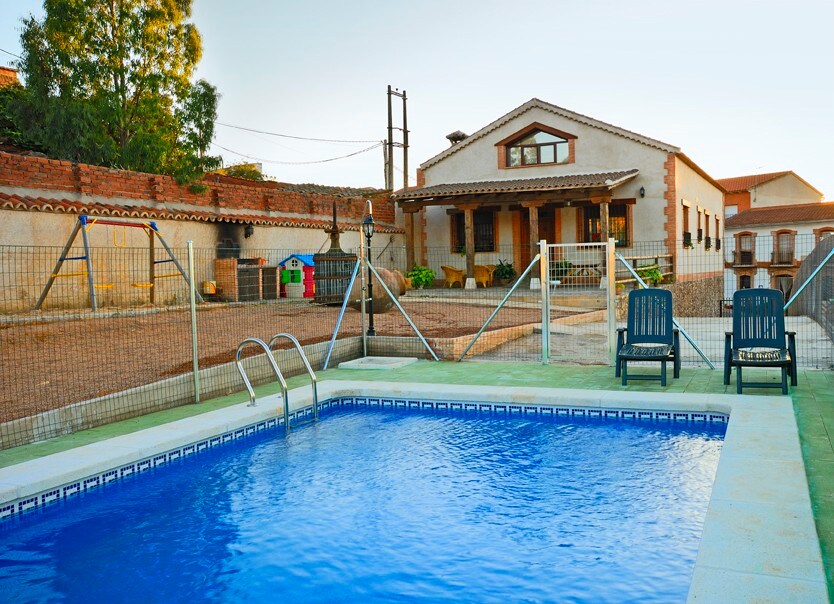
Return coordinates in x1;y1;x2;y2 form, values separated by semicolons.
581;204;630;247
496;122;576;170
449;210;499;253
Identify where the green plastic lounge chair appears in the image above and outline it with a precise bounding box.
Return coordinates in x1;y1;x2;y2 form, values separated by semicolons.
616;289;680;386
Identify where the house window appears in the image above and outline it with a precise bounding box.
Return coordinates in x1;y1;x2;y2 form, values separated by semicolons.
715;216;721;252
506;131;569;167
682;203;691;244
774;232;795;265
817;228;834;244
696;208;703;242
737;234;754;265
582;205;628;246
774;275;793;301
451;211;496;252
739;275;752;289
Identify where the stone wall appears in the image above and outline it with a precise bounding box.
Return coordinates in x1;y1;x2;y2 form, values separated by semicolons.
617;275;724;319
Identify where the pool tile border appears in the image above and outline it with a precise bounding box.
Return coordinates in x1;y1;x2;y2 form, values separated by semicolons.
0;396;727;521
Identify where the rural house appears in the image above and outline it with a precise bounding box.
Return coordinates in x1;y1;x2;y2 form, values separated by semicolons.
394;98;725;284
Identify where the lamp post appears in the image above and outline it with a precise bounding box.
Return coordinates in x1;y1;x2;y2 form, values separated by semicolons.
363;212;376;336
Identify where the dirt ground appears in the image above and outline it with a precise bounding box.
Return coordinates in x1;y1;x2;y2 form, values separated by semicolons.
0;299;542;422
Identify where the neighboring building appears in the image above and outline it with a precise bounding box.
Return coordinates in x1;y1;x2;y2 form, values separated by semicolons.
0;151;400;310
723;200;834;300
0;67;19;88
394;98;725;282
717;171;824;218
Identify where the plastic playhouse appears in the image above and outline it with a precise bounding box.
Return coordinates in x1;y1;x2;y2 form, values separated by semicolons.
280;254;315;298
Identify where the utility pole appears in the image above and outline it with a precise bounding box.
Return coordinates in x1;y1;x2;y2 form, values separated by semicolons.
386;85;409;191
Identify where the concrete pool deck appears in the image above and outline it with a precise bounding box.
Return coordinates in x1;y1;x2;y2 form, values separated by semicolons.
0;362;832;601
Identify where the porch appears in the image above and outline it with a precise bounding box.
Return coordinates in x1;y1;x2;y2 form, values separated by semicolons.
393;170;642;285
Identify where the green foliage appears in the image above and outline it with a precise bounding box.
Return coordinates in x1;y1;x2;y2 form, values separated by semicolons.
638;266;663;286
554;260;572;278
13;0;220;181
407;266;436;289
222;163;265;181
494;259;516;280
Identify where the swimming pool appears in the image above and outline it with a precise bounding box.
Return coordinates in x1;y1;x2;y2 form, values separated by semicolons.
0;400;725;602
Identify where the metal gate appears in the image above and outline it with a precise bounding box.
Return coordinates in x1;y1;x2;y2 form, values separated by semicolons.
542;240;616;365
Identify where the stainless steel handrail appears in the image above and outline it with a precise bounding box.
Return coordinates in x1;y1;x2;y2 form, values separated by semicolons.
268;332;319;422
236;337;290;434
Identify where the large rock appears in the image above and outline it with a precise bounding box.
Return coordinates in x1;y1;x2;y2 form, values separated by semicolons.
348;267;403;313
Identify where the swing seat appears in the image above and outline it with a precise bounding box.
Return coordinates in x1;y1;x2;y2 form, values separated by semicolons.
131;283;154;288
94;283;114;289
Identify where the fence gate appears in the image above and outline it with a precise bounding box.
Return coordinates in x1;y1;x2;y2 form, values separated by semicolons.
543;240;616;365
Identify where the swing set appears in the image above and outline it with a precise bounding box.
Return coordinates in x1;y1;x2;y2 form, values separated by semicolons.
34;214;203;311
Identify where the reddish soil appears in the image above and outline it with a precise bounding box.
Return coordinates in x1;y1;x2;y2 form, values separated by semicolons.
0;300;541;422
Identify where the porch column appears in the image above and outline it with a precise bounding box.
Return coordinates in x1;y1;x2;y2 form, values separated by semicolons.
403;208;416;270
523;201;545;290
464;206;476;282
591;193;613;242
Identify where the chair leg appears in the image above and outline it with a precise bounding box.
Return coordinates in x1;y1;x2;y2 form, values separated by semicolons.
790;360;798;387
673;352;680;379
723;361;731;385
621;361;628;386
615;356;621;378
781;366;788;395
736;366;743;394
660;361;667;387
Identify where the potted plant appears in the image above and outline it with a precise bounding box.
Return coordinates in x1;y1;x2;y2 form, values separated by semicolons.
492;259;516;286
406;265;436;289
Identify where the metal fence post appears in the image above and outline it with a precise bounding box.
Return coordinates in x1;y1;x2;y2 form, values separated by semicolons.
359;233;367;356
539;240;550;365
187;241;200;403
606;238;617;366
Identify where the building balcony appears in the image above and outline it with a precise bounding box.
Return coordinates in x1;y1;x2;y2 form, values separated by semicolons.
771;251;795;266
733;250;755;267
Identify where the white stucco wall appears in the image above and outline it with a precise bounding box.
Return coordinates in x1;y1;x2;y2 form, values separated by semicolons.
674;158;725;277
749;175;823;208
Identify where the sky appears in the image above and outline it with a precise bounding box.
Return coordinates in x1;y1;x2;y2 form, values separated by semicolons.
2;0;833;197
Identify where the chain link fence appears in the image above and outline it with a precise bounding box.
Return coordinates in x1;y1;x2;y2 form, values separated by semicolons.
1;234;832;450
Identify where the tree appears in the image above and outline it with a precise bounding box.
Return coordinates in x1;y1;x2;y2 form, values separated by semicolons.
220;162;265;181
14;0;220;181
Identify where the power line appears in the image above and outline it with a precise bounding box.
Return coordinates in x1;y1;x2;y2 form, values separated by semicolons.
212;141;383;165
0;47;21;60
216;121;378;144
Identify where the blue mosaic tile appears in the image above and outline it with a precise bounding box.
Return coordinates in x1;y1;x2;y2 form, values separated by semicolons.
1;394;729;523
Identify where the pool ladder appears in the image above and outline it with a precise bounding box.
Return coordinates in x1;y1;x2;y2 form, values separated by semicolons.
235;333;318;434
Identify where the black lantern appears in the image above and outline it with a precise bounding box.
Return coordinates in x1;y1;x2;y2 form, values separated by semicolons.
244;224;255;238
639;186;646;198
363;213;376;336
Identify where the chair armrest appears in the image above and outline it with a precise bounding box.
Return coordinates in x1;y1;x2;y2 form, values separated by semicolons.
616;328;626;352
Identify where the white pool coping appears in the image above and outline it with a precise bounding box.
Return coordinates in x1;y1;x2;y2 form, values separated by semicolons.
0;381;826;602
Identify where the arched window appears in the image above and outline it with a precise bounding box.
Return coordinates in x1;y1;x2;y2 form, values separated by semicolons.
506;130;569;167
739;275;752;289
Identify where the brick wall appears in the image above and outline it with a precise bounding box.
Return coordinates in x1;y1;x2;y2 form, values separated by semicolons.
0;152;396;226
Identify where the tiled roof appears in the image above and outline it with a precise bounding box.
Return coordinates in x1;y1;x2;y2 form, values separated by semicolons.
206;173;383;198
0;67;19;88
725;202;834;228
0;193;404;233
394;169;640;200
716;172;792;193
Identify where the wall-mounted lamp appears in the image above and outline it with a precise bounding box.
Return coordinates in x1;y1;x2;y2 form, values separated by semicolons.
244;224;255;238
639;186;646;198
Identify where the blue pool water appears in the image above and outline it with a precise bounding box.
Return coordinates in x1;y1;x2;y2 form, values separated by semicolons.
0;407;724;602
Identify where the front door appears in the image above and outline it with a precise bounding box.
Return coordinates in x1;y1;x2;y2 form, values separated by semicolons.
519;209;557;269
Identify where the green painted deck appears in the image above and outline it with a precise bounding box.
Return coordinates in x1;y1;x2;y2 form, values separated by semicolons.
2;361;832;592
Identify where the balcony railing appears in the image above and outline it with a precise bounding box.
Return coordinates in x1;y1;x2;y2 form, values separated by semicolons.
772;250;795;266
733;250;755;266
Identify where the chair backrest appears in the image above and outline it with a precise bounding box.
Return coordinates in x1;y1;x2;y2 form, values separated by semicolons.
732;288;786;349
627;288;674;345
